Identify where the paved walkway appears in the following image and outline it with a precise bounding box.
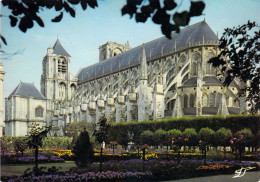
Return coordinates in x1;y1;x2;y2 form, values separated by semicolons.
163;171;260;182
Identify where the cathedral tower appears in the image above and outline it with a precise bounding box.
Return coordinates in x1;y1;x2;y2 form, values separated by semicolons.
41;39;77;101
99;41;131;62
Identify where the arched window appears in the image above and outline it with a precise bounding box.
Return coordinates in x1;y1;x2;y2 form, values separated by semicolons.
206;52;214;75
59;82;66;100
71;84;76;97
184;95;188;108
192;63;197;76
58;57;67;73
216;93;222;107
167;100;175;110
190;94;195;107
209;93;215;107
35;106;43;117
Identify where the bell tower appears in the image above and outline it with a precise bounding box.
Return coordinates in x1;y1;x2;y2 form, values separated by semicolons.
41;39;77;101
99;41;131;62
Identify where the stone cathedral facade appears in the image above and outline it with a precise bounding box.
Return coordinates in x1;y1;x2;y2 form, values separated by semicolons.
5;21;246;136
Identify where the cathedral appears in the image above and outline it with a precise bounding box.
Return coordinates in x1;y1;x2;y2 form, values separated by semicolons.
4;21;247;136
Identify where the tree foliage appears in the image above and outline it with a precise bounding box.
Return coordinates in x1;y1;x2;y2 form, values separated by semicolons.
183;128;198;146
65;120;94;138
27;123;51;149
199;127;215;146
209;21;260;113
215;127;232;147
154;129;167;146
13;137;28;155
122;0;205;39
72;128;94;167
1;0;205;49
94;117;111;144
140;130;154;145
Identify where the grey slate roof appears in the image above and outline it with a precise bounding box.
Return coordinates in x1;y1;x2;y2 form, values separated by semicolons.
182;76;222;86
53;39;71;57
77;21;218;83
9;82;45;99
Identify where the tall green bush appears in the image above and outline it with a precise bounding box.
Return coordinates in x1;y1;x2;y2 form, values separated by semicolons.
72;128;94;167
154;129;167;147
215;128;232;148
140;130;154;146
199;127;215;146
183;128;198;148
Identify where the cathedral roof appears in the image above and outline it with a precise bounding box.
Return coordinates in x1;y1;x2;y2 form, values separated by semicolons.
77;21;218;84
53;39;71;57
9;82;45;99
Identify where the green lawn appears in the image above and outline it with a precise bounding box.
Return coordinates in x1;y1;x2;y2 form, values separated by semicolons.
1;161;76;176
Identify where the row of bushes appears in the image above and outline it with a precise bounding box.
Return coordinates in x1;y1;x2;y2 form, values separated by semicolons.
138;127;257;149
109;115;260;147
0;136;72;154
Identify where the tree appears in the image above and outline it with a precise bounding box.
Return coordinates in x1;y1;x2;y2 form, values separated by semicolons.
215;128;232;155
183;128;198;151
209;21;260;113
27;123;51;176
1;0;205;48
140;130;154;146
94;117;111;145
122;0;205;39
198;127;215;150
154;129;167;148
72;128;94;167
65;120;94;137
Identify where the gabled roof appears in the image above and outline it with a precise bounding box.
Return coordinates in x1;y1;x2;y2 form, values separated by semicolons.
53;39;71;57
77;21;218;84
9;82;45;99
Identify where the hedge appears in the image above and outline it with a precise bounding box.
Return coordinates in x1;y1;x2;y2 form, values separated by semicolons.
109;115;260;146
0;136;72;152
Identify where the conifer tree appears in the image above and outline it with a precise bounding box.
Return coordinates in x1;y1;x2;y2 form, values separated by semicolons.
72;128;94;167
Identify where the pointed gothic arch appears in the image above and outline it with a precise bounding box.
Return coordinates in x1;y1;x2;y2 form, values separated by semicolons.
35;105;44;117
184;94;188;108
190;94;195;107
209;93;216;107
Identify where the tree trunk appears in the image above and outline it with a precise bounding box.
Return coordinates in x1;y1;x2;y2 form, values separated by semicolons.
35;147;39;176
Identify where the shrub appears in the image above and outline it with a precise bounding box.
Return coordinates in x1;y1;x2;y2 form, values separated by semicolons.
140;130;154;146
206;150;234;161
72;128;94;167
183;128;198;147
215;128;233;148
199;127;215;146
42;137;72;149
13;137;28;155
154;129;167;147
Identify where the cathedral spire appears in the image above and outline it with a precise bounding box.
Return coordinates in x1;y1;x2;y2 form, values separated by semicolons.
53;39;71;57
140;44;147;80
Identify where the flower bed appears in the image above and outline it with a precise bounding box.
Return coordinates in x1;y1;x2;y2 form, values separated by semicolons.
2;171;152;182
1;155;65;164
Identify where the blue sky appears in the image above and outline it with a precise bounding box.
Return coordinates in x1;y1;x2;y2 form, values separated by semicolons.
1;0;260;99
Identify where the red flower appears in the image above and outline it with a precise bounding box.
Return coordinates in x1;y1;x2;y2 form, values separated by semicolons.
178;137;182;139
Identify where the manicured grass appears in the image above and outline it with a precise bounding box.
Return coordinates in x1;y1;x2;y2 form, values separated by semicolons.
1;161;76;176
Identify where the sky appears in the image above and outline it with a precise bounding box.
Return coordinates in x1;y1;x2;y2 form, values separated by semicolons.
1;0;260;100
